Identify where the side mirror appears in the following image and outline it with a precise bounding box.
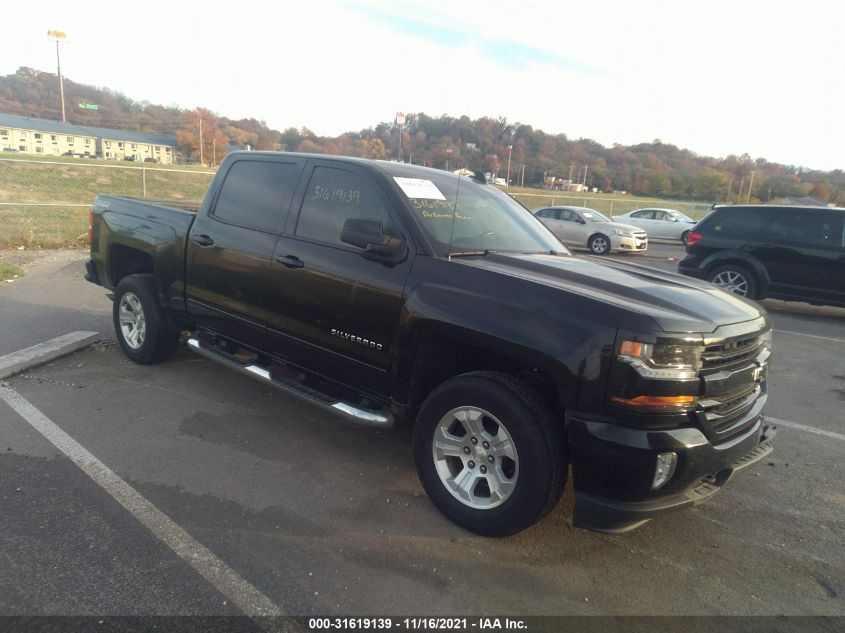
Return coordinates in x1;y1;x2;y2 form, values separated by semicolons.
341;217;406;261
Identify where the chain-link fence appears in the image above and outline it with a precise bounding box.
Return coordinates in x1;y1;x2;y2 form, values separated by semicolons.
510;191;713;220
0;157;215;248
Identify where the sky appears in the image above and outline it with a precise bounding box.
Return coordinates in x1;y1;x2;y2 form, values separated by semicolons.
1;0;843;171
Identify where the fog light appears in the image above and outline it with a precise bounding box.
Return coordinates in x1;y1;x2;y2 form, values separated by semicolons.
652;452;677;490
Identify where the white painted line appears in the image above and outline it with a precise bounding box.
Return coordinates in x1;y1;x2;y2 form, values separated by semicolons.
0;331;100;380
768;416;845;442
774;329;845;345
0;385;284;618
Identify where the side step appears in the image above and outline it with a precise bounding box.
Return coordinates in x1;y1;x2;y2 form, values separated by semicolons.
186;336;394;429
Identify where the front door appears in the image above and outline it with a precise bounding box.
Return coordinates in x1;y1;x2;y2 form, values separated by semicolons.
265;160;414;397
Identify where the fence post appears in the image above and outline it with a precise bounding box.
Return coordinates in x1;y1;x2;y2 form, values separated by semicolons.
552;195;556;205
609;200;614;217
141;163;146;198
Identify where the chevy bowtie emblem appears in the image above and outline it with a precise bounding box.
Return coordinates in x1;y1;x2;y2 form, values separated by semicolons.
331;328;383;351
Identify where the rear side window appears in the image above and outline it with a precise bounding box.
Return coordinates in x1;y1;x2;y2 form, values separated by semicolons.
212;160;300;232
770;210;845;248
633;210;655;219
295;166;389;247
706;208;767;235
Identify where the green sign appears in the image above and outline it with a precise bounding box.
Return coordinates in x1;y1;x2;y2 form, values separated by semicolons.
79;103;99;110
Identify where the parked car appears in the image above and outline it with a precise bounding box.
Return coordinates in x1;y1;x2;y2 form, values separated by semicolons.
679;205;845;307
85;153;774;535
614;208;697;244
533;206;648;254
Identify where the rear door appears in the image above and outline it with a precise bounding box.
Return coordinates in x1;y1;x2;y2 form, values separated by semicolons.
763;208;845;303
185;156;305;348
265;160;415;397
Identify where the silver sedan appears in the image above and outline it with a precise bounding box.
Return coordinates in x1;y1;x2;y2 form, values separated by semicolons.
613;208;697;244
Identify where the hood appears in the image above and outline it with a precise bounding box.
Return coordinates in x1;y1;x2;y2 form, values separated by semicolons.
596;221;643;233
457;252;765;334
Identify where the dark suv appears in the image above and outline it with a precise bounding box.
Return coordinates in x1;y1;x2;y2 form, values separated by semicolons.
679;205;845;307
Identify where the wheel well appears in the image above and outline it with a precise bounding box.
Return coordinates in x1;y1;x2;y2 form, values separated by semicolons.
406;337;560;423
110;245;153;286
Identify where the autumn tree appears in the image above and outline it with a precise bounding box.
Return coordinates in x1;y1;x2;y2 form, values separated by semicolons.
176;108;228;166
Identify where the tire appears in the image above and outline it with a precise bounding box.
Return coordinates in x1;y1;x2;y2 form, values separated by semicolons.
588;233;610;255
708;264;759;299
113;274;180;364
681;230;690;245
413;371;567;536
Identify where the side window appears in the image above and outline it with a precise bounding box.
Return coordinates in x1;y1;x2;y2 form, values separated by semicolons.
212;160;300;232
709;208;766;236
771;211;844;248
654;211;669;221
536;209;551;219
560;210;575;222
635;210;655;219
296;166;389;247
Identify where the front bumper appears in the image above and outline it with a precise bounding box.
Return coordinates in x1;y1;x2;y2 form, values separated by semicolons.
567;411;775;532
611;234;648;253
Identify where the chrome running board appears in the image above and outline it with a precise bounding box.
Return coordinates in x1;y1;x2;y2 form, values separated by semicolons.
186;336;394;429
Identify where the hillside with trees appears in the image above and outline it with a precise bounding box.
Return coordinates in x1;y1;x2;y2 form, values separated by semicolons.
1;67;842;203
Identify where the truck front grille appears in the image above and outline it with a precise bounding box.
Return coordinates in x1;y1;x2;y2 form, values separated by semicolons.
701;334;762;372
699;385;761;436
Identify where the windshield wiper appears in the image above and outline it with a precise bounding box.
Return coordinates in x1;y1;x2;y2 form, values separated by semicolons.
447;250;496;260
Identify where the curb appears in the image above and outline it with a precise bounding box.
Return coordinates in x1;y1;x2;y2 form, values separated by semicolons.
0;331;100;380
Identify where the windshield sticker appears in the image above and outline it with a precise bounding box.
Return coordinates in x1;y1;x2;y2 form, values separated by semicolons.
393;177;447;200
583;212;594;218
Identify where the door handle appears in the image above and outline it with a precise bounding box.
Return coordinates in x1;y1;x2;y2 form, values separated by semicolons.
191;234;214;247
275;255;304;269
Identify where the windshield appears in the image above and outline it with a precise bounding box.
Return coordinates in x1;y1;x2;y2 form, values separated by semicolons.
581;209;611;223
391;171;568;255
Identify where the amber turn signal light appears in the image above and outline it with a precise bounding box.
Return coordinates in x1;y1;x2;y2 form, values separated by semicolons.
610;395;696;410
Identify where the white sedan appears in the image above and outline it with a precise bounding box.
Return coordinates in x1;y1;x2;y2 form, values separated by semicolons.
533;206;648;255
613;208;697;244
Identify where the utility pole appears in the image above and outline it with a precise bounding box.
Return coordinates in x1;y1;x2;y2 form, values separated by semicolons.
568;164;574;182
199;117;204;166
47;31;67;122
521;163;525;188
738;177;745;201
506;145;513;187
582;165;589;186
212;136;216;167
747;171;755;203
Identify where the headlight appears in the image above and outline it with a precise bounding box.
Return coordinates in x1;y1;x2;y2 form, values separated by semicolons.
613;228;632;237
618;339;702;380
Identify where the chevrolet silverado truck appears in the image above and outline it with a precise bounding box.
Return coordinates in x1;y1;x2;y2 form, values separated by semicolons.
85;152;774;536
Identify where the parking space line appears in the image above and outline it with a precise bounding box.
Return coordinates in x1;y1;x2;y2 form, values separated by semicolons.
768;416;845;442
0;385;285;618
774;329;845;344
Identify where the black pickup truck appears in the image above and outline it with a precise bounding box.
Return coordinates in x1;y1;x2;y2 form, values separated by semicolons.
85;152;774;535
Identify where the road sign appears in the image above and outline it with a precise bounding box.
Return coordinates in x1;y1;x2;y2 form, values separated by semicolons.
395;112;405;126
79;103;99;110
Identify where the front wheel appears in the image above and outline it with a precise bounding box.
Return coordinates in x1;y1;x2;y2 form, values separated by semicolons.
413;371;567;536
113;274;180;364
588;234;611;255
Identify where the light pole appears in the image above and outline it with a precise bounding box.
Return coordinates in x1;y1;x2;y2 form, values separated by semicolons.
506;145;513;187
47;30;67;122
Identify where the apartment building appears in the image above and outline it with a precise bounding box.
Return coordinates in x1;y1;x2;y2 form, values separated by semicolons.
0;113;176;164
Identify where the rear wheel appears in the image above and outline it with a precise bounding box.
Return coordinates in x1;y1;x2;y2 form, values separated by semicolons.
588;234;610;255
113;274;180;364
708;264;759;299
413;371;567;536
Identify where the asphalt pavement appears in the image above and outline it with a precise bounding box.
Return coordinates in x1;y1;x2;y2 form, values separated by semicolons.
0;249;843;622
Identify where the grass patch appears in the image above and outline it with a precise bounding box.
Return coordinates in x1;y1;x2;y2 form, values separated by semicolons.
502;185;713;220
0;262;25;282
